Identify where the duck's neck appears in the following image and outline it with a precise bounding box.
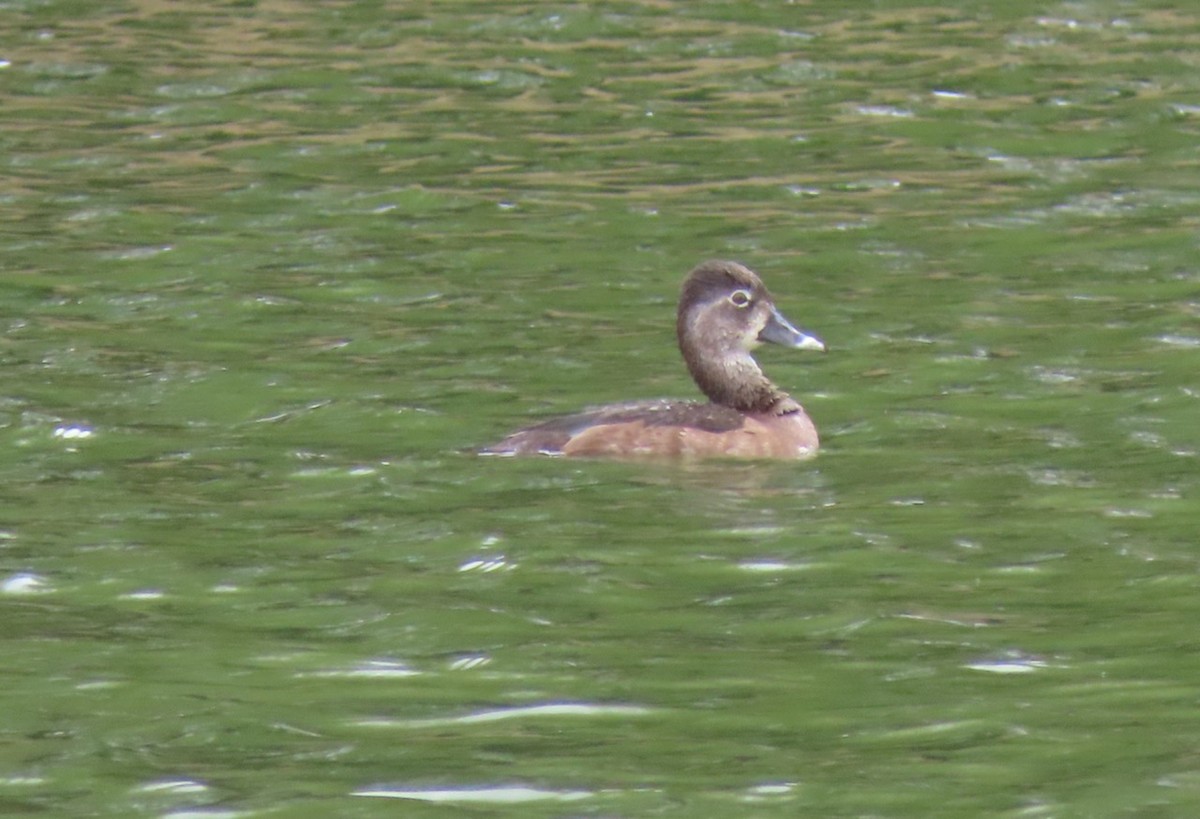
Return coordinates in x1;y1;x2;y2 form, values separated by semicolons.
682;346;796;415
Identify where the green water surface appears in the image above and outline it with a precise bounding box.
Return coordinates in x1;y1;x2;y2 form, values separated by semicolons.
2;1;1200;817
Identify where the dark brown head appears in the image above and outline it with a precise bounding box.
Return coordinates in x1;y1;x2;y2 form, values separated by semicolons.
676;260;824;413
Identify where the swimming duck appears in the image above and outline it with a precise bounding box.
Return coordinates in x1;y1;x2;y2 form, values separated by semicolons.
484;260;825;459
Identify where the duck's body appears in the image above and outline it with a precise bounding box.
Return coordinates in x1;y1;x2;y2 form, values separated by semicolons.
487;399;820;459
484;260;825;460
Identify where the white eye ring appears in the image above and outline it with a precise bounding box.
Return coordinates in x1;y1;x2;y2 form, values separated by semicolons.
729;289;752;308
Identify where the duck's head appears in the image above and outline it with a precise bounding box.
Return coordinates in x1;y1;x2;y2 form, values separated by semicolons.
676;260;824;413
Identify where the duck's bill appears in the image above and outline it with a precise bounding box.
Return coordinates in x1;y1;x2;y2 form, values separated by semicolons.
759;305;826;351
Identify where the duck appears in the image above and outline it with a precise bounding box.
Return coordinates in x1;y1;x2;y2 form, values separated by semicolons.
483;260;826;459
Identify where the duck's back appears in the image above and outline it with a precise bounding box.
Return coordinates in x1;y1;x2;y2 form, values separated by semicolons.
483;400;818;459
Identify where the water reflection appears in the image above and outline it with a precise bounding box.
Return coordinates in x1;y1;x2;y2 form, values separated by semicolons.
356;702;652;728
353;785;593;803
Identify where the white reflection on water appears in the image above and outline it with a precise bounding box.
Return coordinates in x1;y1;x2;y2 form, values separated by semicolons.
965;657;1050;674
135;779;209;795
737;560;814;572
356;702;651;728
353;785;592;803
301;659;420;679
1;572;51;595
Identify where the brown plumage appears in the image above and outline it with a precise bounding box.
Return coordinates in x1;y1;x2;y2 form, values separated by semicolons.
483;260;825;459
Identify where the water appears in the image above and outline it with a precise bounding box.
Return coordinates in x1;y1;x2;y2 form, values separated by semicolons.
3;1;1200;817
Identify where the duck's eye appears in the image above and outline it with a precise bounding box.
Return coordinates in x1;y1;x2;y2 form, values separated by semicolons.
729;289;752;308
